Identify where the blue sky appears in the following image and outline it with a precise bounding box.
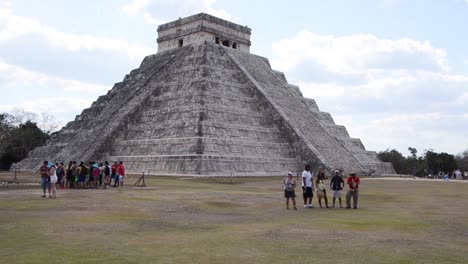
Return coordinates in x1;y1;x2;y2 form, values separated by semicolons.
0;0;467;156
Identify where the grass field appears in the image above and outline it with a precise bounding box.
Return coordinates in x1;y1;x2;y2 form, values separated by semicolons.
1;173;467;264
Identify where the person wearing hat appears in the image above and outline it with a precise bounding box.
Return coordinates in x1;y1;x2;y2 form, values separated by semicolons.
330;170;345;208
346;173;360;209
282;172;297;210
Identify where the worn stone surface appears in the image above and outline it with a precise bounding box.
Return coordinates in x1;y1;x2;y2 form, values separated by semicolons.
18;13;395;176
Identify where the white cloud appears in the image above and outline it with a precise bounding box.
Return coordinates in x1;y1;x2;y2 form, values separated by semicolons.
121;0;233;25
122;0;150;15
270;31;468;154
0;58;108;126
339;112;468;155
271;31;449;74
0;4;155;61
0;97;94;119
0;58;108;94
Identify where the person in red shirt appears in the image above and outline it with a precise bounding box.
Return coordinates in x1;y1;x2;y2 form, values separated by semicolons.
346;173;360;209
118;161;126;187
39;160;51;198
111;161;119;187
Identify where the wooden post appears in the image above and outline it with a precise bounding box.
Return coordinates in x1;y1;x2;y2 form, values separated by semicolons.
13;163;18;181
134;171;146;187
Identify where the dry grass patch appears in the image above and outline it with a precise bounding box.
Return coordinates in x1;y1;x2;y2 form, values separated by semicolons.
0;175;467;263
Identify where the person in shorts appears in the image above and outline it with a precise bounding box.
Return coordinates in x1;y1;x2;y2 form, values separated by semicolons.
315;169;330;208
302;165;314;208
330;170;345;208
282;172;297;210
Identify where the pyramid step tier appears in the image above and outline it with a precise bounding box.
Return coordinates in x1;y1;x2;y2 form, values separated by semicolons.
109;154;300;176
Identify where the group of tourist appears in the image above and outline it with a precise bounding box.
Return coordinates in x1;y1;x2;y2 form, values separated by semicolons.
39;160;126;198
430;169;467;180
282;165;360;210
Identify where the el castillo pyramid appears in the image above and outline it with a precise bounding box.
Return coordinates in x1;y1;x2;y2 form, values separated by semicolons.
19;13;395;176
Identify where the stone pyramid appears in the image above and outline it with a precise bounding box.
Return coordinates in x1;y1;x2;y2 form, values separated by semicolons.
19;13;395;176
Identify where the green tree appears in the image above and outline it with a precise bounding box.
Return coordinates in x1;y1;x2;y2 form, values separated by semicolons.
455;150;468;171
378;149;407;174
0;112;50;170
424;150;457;174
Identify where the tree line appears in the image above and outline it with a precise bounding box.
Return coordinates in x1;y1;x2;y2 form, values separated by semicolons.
0;110;57;170
377;147;468;176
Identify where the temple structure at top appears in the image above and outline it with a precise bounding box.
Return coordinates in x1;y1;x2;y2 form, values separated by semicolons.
157;13;251;53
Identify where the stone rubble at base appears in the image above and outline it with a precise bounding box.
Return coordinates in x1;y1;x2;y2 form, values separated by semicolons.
18;13;395;176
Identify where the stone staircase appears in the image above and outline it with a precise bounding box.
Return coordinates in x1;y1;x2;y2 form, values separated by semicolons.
226;49;372;174
108;43;300;175
18;44;192;170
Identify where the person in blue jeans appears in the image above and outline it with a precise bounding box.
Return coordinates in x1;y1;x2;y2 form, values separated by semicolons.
39;160;51;198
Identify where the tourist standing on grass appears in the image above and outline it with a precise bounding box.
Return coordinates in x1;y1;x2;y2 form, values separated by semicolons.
302;165;314;208
98;162;104;186
330;170;345;208
71;161;78;188
56;162;65;189
66;161;73;189
88;161;94;188
39;160;51;198
92;163;100;189
118;161;126;187
346;173;360;209
112;161;119;187
49;164;58;198
315;169;329;208
77;162;86;189
283;172;297;210
103;161;111;189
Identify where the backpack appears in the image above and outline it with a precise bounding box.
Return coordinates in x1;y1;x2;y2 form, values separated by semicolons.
81;166;88;176
105;165;110;176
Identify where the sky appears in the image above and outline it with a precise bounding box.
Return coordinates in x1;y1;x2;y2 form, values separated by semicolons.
0;0;467;157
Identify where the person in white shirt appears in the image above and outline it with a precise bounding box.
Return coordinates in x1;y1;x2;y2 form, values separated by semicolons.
302;165;314;208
